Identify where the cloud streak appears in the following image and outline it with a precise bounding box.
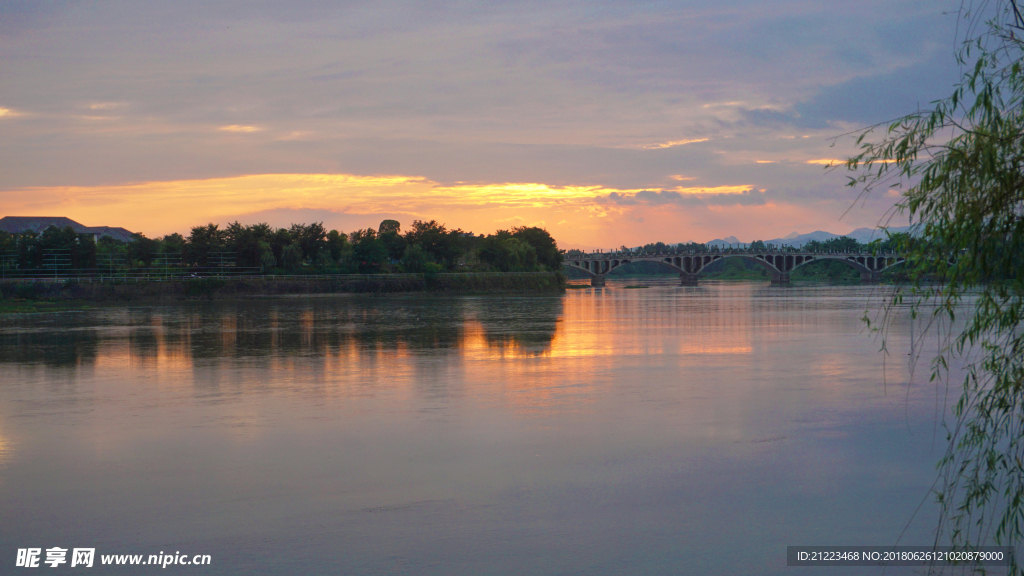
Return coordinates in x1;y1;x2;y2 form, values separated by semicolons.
219;125;263;133
639;138;710;150
598;187;765;207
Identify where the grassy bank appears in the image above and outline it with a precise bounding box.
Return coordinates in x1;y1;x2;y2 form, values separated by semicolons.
0;272;566;307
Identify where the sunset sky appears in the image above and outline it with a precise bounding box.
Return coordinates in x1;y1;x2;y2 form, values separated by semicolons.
0;0;964;249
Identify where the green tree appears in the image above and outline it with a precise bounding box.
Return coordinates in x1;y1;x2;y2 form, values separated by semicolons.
224;222;263;268
160;233;186;255
873;232;912;254
848;0;1024;564
314;249;334;273
478;231;539;272
17;231;40;269
803;236;863;253
326;230;349;262
185;224;225;267
34;226;96;271
404;220;463;270
268;228;294;265
400;243;433;273
289;222;328;263
280;242;303;273
378;220;407;262
511;226;561;270
378;219;401;235
258;241;277;273
348;229;387;273
677;242;709;253
348;227;376;243
127;232;159;268
0;231;15;274
97;236;126;253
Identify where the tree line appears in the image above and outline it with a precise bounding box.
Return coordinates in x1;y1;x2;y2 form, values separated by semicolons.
0;219;562;275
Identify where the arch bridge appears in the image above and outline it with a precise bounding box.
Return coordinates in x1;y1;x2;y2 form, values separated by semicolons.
563;250;905;287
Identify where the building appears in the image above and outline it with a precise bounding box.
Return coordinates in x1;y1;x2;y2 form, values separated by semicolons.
0;216;135;243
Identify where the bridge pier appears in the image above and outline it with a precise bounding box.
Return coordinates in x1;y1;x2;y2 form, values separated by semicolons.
679;273;698;286
591;274;606;287
771;272;790;285
860;272;881;284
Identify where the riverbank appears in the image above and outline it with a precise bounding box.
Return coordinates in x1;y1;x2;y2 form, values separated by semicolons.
0;272;566;305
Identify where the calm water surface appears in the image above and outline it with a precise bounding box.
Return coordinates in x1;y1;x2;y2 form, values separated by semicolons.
0;280;957;574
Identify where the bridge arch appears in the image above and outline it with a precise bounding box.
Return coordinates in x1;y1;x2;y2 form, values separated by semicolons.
566;255;725;286
728;255;780;273
789;254;906;278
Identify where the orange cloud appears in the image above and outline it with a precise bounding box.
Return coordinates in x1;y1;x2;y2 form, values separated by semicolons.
88;102;127;110
218;125;263;132
0;172;882;248
808;157;897;166
640;138;709;149
671;184;755;195
701;101;744;108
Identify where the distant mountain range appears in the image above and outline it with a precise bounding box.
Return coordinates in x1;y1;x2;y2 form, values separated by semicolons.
705;226;913;248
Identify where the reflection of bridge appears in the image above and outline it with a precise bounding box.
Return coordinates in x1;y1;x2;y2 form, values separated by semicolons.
563;250;906;286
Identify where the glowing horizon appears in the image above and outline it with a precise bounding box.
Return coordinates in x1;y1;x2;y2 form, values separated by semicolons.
0;172;898;248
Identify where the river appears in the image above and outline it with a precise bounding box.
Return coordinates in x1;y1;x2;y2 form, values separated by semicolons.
0;279;957;574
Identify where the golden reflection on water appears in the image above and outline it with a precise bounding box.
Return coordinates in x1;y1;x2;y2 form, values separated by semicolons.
551;289;760;358
0;285;892;425
0;285;857;374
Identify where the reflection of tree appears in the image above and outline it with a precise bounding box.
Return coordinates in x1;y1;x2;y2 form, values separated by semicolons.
0;296;561;368
170;300;470;358
0;316;99;367
472;297;562;354
126;310;160;361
